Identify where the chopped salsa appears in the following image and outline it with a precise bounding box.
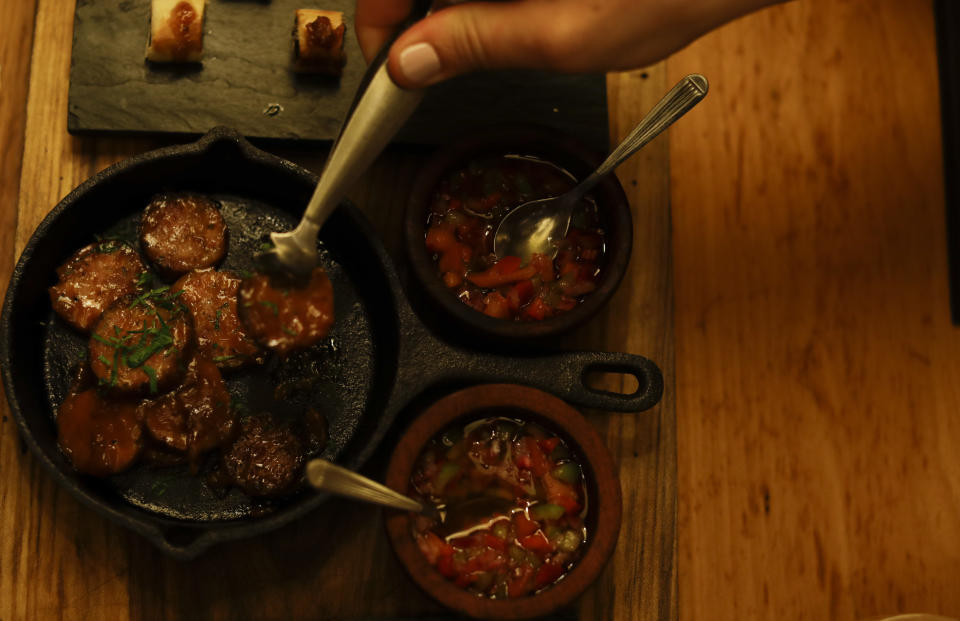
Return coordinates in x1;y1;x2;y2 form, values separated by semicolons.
410;417;588;598
425;155;605;321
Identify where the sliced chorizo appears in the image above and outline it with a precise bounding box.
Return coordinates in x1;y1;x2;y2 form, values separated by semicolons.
238;267;334;357
172;269;262;369
222;414;304;497
138;389;188;452
137;356;235;468
48;241;147;332
89;297;193;394
140;194;227;276
57;389;143;476
178;356;235;463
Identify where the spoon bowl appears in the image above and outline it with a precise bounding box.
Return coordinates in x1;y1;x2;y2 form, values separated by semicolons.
493;74;709;264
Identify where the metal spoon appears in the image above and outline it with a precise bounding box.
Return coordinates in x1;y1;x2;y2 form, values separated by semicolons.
305;459;514;535
255;9;429;280
492;74;709;263
306;458;423;512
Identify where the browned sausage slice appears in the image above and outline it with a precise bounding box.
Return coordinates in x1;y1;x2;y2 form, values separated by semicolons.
179;356;235;463
48;241;147;332
140;194;227;276
89;297;193;394
238;267;334;357
172;269;261;369
221;414;304;497
137;357;235;465
138;389;188;452
57;389;143;476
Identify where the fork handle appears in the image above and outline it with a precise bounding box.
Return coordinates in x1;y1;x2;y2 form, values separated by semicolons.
302;67;425;231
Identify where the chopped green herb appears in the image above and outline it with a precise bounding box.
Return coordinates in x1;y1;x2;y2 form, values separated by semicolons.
259;241;275;252
212;355;236;363
282;325;298;336
239;270;255;279
142;365;159;394
213;302;229;330
92;333;122;347
259;300;279;316
150;480;168;496
97;355;112;366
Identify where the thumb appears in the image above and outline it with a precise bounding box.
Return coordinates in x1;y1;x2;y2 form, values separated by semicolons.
387;1;569;88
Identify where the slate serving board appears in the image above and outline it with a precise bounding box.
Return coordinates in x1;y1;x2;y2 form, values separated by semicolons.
68;0;609;151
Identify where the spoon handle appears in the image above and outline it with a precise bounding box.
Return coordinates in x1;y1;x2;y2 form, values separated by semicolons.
306;458;423;512
580;74;709;193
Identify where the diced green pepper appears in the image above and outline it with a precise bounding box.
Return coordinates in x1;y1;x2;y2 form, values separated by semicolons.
492;520;510;540
508;544;526;563
551;462;581;484
434;462;462;492
529;503;565;521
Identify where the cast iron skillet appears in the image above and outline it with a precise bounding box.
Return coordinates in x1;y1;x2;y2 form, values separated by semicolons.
0;127;663;560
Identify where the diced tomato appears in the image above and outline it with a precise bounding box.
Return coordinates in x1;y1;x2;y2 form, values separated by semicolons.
513;513;540;538
464;547;506;573
418;532;454;565
581;248;600;261
437;245;468;273
530;253;555;282
425;225;456;253
543;474;581;515
504;280;535;312
468;258;537;288
518;532;554;554
523;437;550;476
436;552;458;578
534;562;564;589
483;292;511;319
555;296;578;311
497;255;522;274
482;533;507;552
507;565;535;598
522;297;551;321
442;271;463;288
480;192;502;210
448;198;462;210
538;437;561;454
454;572;473;587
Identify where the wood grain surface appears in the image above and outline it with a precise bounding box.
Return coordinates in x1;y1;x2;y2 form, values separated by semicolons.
668;0;959;618
1;2;673;621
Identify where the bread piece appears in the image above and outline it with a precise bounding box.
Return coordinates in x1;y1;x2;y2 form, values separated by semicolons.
292;9;346;76
146;0;205;63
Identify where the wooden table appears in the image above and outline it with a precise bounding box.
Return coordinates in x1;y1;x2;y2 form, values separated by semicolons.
2;0;958;619
1;2;675;620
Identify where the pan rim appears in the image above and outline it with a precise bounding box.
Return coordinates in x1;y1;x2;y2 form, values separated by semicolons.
0;126;407;559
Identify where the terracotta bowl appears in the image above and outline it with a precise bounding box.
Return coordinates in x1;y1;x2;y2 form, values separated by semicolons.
384;384;623;620
404;126;633;344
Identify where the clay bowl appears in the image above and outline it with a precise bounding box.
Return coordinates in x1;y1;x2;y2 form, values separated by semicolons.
384;384;623;620
404;125;633;345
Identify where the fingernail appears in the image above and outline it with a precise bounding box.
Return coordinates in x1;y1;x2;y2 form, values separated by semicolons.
399;42;442;85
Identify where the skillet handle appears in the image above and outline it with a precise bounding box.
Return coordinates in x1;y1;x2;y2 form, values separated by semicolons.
516;351;664;413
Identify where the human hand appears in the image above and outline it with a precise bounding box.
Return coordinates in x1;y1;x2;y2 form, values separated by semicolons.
356;0;786;88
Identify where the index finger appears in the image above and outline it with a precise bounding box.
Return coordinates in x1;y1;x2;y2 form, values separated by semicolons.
355;0;415;62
